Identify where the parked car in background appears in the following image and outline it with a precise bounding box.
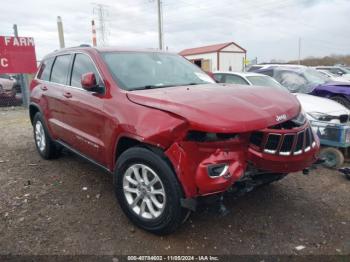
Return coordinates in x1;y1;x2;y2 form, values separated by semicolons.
315;66;350;78
252;65;350;109
213;71;350;168
0;74;17;97
30;47;319;234
316;69;350;83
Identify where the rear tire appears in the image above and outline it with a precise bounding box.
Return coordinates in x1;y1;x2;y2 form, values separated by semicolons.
331;96;350;109
114;147;187;235
33;112;61;159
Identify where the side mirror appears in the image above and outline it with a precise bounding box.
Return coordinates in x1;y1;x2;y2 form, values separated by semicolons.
81;72;97;91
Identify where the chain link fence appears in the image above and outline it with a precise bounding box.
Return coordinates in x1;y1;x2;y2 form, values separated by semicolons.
0;73;31;107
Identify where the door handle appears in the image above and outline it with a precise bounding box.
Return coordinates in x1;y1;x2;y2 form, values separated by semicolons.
63;92;72;98
40;86;48;91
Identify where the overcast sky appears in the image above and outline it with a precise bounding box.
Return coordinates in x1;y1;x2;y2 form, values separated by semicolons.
1;0;349;62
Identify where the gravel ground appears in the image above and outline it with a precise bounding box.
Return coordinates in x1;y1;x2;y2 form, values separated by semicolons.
0;107;349;256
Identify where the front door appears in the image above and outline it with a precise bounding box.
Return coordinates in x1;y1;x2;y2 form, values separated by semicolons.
62;53;108;165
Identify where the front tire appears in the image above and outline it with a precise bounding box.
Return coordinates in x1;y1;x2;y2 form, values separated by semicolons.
114;147;187;235
33;112;61;159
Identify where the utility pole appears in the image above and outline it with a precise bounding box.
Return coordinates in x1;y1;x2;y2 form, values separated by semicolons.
298;37;301;65
93;3;109;46
57;16;65;48
92;20;97;47
157;0;163;50
13;24;18;37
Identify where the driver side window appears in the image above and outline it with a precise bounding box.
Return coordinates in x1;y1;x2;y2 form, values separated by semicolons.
70;54;101;88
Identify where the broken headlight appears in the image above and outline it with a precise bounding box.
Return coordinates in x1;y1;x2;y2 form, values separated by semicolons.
308;112;349;123
291;111;307;126
186;131;237;142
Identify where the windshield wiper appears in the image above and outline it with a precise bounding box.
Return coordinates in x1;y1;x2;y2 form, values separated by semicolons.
131;84;178;91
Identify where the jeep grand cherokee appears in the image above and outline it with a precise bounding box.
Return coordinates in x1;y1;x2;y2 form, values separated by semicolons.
29;47;319;235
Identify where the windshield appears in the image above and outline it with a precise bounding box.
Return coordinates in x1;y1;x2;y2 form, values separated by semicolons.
246;75;284;89
274;67;327;93
101;52;215;90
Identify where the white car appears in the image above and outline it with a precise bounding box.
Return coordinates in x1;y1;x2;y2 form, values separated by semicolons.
315;66;350;80
316;70;350;83
0;74;17;97
212;71;350;122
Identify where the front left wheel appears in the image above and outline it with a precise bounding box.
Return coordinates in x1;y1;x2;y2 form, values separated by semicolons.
114;147;188;235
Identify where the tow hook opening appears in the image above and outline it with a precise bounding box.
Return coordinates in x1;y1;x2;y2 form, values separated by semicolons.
207;163;230;179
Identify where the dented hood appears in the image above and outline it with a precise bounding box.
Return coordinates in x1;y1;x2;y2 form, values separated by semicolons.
127;84;300;133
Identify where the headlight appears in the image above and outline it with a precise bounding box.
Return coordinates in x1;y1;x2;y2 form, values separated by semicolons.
291;110;307;125
186;131;237;142
307;112;324;120
308;112;349;123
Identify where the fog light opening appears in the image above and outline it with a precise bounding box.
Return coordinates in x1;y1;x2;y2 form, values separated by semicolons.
207;164;230;179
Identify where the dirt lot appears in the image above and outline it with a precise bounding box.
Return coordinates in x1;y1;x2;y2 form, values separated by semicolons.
0;107;349;256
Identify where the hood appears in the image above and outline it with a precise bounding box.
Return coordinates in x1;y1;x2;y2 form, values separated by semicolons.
295;93;349;116
127;84;300;133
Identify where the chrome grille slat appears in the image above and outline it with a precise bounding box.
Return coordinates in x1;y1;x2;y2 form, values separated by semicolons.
250;126;314;156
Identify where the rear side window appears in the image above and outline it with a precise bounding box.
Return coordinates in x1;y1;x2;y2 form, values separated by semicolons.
37;57;54;81
50;55;72;85
213;74;224;83
224;74;249;85
70;54;101;88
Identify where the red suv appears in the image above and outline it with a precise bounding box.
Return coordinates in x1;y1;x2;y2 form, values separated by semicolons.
30;46;319;234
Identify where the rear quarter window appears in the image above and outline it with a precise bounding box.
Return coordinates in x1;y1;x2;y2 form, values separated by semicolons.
37;57;54;81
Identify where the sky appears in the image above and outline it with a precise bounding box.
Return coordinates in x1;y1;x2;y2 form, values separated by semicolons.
0;0;349;62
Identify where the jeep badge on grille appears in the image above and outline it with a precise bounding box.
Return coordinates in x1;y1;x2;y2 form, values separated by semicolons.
276;114;287;122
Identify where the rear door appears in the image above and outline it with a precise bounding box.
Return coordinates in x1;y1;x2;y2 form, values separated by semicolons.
62;53;108;165
45;54;75;145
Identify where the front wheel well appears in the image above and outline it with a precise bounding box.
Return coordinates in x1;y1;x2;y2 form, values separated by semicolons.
114;137;175;172
29;105;40;124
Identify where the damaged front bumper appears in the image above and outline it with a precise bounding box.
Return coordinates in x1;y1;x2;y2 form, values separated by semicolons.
165;121;320;199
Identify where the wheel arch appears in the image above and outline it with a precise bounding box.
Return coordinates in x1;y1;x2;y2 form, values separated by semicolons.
113;135;186;195
29;103;42;124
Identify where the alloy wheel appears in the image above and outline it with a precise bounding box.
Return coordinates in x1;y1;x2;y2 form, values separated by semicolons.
123;164;166;220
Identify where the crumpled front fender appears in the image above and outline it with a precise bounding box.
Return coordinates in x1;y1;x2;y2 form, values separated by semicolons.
165;137;249;197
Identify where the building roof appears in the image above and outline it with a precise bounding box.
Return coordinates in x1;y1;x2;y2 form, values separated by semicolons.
179;42;246;56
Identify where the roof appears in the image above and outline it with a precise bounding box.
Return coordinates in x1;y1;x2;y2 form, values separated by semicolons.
179;42;246;56
43;46;173;60
214;71;264;77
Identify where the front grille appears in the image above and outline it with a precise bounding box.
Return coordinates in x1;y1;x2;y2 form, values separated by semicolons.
265;134;280;153
280;134;294;155
250;126;316;156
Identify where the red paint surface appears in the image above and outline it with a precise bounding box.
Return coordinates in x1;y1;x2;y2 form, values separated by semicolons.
0;36;37;74
30;47;319;198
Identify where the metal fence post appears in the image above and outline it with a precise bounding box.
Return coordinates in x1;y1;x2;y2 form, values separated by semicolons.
21;74;29;107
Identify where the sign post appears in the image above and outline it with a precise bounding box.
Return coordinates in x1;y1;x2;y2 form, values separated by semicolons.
0;35;37;106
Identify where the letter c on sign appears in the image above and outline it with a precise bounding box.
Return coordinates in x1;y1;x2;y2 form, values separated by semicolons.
0;58;8;68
